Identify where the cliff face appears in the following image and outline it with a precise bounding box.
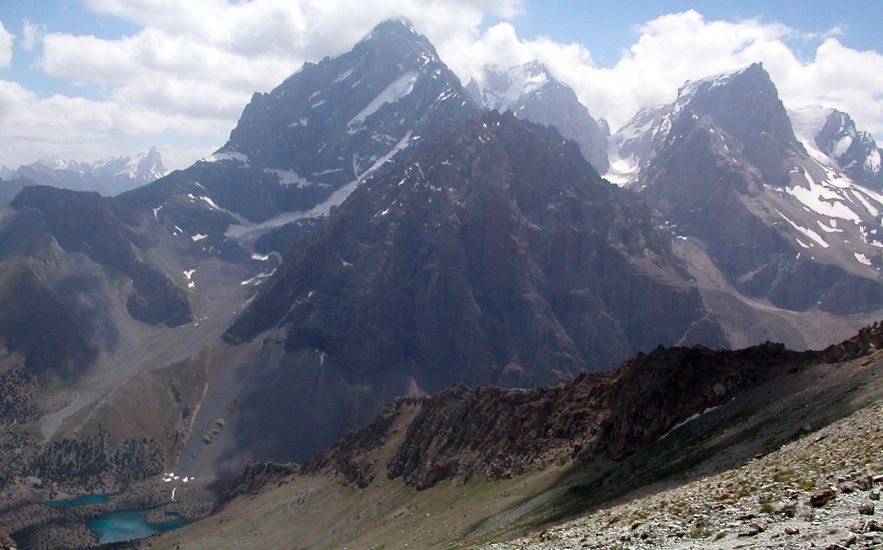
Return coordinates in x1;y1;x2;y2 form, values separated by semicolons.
295;323;883;492
386;341;808;489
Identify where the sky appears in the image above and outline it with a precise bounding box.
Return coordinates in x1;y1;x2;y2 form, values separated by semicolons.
0;1;881;170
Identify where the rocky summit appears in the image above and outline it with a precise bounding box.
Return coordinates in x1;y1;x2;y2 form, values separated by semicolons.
118;16;477;259
610;63;883;326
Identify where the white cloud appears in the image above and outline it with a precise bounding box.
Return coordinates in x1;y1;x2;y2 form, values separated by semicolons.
13;1;521;167
0;20;14;67
21;19;45;51
0;78;231;168
453;10;883;140
2;5;882;170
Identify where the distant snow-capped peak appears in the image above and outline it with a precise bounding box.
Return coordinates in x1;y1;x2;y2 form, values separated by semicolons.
789;105;882;190
471;61;553;111
31;147;167;183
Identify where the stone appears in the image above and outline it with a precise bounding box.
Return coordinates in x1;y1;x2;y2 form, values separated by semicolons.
777;502;797;517
859;502;875;516
738;522;765;537
871;491;880;501
810;489;837;508
784;526;800;535
851;521;867;533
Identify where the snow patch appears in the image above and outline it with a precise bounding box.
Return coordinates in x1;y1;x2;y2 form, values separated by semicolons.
200;196;220;210
787;105;838;167
854;252;873;266
784;169;862;223
202;151;249;166
816;219;843;233
604;153;639;186
349;71;419;126
832;134;853;158
265;168;314;187
183;269;196;289
240;269;276;286
866;149;881;172
776;210;829;248
334;67;354;83
191;234;207;242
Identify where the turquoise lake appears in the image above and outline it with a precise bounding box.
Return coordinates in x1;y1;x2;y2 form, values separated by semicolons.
87;509;186;544
46;494;109;508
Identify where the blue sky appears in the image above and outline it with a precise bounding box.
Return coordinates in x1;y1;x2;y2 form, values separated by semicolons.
518;1;881;64
0;1;881;169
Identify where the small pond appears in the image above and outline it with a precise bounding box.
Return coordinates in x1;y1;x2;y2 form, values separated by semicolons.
45;494;110;508
87;509;187;544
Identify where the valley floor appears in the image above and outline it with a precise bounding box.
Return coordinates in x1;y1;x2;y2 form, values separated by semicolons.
483;397;883;549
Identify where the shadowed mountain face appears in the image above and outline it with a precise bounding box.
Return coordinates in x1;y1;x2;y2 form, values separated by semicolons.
0;177;33;205
201;111;723;468
0;185;192;384
10;186;191;327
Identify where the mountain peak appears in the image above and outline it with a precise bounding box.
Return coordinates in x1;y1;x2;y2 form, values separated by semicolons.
675;63;769;109
357;16;433;56
671;61;802;185
372;16;417;35
521;59;551;76
469;59;609;172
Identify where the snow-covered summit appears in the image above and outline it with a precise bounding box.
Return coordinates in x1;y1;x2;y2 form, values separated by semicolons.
467;60;609;172
790;105;882;190
472;60;553;111
7;147;167;195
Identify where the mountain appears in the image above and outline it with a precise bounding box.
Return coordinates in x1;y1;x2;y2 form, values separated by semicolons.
9;186;190;328
6;147;167;197
0;179;264;505
0;17;483;519
3;19;883;549
609;64;883;336
148;323;883;550
118;17;478;259
176;109;724;476
0;177;32;205
790;105;883;191
467;61;609;173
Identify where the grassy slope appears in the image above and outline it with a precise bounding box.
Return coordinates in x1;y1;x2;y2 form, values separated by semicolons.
147;347;883;549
